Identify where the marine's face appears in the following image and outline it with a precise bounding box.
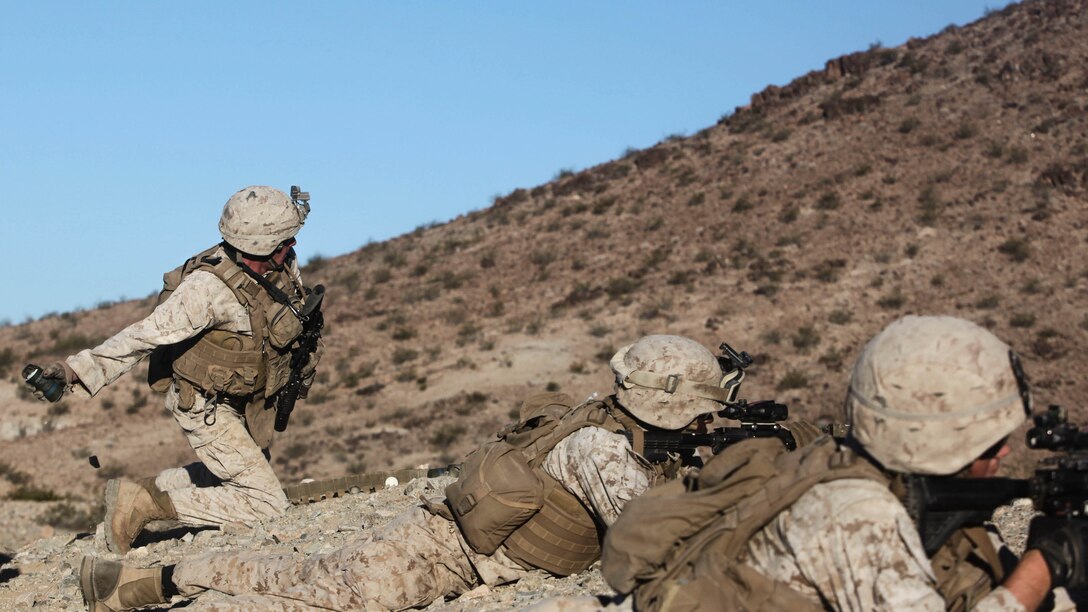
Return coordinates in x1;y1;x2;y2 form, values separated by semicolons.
966;441;1010;478
271;237;297;268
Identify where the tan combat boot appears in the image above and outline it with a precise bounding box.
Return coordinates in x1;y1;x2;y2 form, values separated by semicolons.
80;556;166;611
103;479;177;554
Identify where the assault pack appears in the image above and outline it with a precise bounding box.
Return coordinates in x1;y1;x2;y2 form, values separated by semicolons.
602;435;1007;611
442;392;642;576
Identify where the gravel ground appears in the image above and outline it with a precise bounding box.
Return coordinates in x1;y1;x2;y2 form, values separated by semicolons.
0;476;1039;611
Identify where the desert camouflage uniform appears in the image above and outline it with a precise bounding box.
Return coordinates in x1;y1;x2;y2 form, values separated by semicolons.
170;426;655;610
743;478;1025;611
66;250;299;527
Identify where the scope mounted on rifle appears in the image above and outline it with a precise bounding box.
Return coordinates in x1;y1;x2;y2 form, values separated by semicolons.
1027;405;1088;452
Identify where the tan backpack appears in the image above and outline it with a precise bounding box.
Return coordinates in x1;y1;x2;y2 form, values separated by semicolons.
445;392;626;556
602;435;888;612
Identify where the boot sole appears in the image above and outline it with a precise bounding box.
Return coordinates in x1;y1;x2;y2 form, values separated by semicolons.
102;479;125;554
79;556;95;608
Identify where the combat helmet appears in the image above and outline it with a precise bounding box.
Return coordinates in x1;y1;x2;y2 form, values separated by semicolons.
847;315;1030;475
610;335;735;430
219;186;308;256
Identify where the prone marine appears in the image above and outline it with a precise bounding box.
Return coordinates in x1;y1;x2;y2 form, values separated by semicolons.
592;315;1082;611
78;334;807;610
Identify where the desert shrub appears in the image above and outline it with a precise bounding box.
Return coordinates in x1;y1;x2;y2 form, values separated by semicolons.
340;271;361;293
792;326;821;352
0;347;15;373
877;289;906;310
457;323;480;344
589;324;611;338
687;193;706;207
283;442;309;460
643;248;670;270
372;268;392;284
97;464;126;480
306;390;332;404
814;259;847;283
777;370;809;391
392;326;417;341
818;347;845;370
0;462;31;485
37;502;101;531
431;425;466;448
771;129;791;143
1006;147;1029;164
304;254;327;273
8;486;62;501
732;196;754;213
953;122;977;140
1021;279;1043;295
529;250;556;269
667;270;694;287
392;348;419;364
898;117;920;134
917;186;943;225
828;310;853;325
816;192;841;210
50;333;98;354
997;238;1030;262
605;277;639;300
1010;313;1036;328
975;295;1000;309
778;206;799;224
127;390;148;414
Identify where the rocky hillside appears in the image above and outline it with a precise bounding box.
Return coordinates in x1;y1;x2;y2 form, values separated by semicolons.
0;0;1086;587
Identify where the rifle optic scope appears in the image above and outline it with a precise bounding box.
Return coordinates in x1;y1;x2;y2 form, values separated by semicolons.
720;400;788;423
1027;405;1088;451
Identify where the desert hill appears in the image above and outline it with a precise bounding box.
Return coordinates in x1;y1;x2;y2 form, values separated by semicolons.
0;0;1086;562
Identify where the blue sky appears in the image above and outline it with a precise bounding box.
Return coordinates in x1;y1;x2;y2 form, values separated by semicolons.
0;1;1002;323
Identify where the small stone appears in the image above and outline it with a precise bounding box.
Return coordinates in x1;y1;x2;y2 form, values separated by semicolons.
457;584;492;600
222;522;254;536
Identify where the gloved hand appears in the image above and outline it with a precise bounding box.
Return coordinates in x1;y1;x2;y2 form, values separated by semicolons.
785;420;825;448
298;339;324;400
301;338;325;379
1028;517;1088;590
31;361;76;402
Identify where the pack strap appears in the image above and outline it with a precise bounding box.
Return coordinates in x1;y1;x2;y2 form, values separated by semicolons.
521;400;626;467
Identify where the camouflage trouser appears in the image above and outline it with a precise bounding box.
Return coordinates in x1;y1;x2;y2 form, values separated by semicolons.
152;386;289;527
172;506;531;611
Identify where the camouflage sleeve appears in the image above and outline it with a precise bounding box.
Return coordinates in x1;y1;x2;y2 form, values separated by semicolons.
745;479;1026;611
541;427;655;526
66;271;248;396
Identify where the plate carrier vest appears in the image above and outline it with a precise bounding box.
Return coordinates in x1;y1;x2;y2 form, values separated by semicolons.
146;244;302;447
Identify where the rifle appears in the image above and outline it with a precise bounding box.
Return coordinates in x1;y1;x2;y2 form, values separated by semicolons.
631;399;799;467
903;405;1088;555
274;284;325;432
